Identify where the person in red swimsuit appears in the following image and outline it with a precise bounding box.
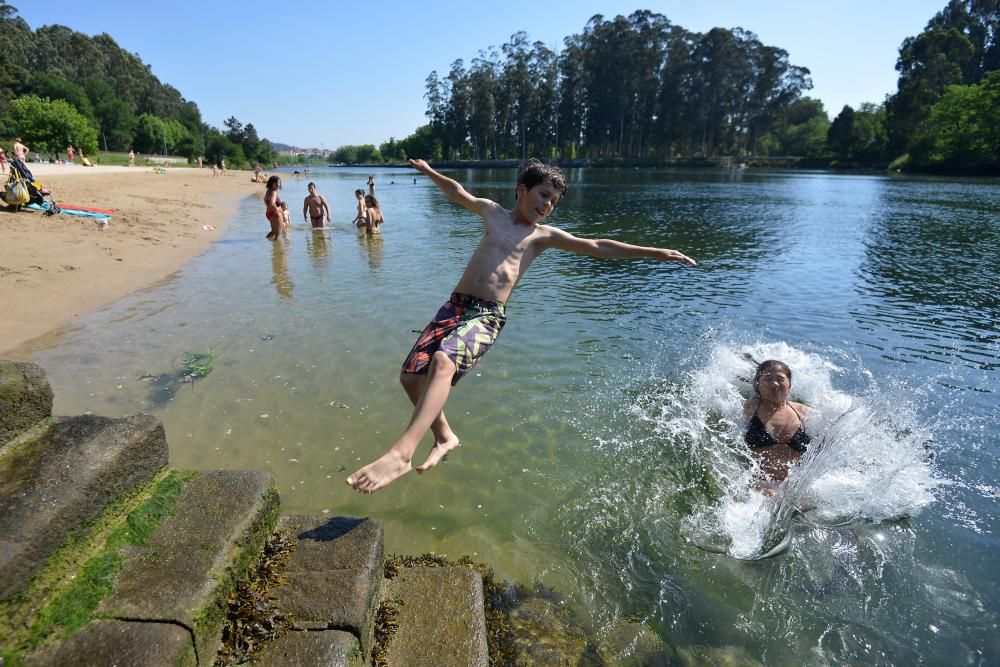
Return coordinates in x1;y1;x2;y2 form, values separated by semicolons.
264;175;283;240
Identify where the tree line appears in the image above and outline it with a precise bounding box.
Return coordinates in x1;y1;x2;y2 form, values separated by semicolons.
348;2;998;173
0;2;275;166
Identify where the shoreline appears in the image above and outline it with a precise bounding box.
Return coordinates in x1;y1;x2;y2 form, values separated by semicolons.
1;165;266;357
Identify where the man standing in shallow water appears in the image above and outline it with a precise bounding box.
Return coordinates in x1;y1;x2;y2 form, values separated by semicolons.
346;158;697;494
303;182;331;228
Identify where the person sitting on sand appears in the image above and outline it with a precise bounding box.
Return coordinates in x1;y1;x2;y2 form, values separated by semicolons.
363;194;383;233
264;175;283;240
743;359;812;493
303;182;331;229
345;158;697;494
352;189;367;226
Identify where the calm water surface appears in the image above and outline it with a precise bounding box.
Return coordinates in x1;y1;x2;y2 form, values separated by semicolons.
19;167;1000;665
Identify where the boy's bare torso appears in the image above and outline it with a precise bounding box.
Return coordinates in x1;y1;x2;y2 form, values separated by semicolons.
454;202;553;303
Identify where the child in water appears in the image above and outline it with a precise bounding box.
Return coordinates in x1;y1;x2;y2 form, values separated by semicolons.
346;158;697;493
281;202;292;233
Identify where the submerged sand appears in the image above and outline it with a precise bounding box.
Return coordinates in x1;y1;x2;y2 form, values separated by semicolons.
1;164;267;356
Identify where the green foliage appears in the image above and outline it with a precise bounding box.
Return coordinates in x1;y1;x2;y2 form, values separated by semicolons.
86;79;136;151
419;12;813;160
26;72;93;122
763;97;830;156
0;9;278;167
11;95;98;155
910;71;1000;168
181;350;221;379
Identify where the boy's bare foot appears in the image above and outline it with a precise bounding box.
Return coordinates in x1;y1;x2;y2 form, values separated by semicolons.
415;438;460;473
346;450;411;493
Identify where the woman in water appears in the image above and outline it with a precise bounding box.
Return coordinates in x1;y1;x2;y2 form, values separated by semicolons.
363;193;383;233
743;359;811;491
264;175;283;240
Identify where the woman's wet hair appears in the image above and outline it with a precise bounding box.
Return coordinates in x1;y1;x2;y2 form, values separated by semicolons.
516;158;567;199
752;359;792;394
364;194;380;208
266;175;281;190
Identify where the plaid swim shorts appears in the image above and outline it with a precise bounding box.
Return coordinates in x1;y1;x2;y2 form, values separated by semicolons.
401;292;507;385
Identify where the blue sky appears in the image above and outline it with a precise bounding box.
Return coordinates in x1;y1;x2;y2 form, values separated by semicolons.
18;0;947;149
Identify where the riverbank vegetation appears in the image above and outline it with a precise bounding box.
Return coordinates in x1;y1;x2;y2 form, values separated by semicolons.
0;2;275;167
343;1;998;174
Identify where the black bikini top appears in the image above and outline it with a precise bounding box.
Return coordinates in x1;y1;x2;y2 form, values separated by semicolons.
745;402;811;452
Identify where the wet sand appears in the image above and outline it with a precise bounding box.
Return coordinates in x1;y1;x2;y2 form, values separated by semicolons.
1;163;269;356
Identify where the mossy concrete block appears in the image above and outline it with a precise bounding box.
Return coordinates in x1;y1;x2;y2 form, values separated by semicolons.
274;515;384;657
0;413;167;601
508;596;592;665
598;621;673;666
384;567;489;667
252;629;363;667
0;360;53;446
24;620;195;667
99;469;278;663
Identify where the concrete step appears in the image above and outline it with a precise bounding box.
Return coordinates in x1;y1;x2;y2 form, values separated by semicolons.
252;629;364;667
271;514;385;662
24;620;195;667
0;412;168;601
0;360;53;446
97;469;279;664
383;566;489;667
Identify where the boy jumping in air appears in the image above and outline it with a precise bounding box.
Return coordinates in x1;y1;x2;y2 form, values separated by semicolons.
347;158;696;493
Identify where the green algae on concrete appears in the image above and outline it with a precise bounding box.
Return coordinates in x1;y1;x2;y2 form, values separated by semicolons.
0;360;53;445
0;469;193;663
0;413;169;602
99;470;280;664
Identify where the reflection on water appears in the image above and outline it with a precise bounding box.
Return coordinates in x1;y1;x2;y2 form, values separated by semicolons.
306;228;331;271
357;228;384;274
270;238;294;298
18;167;1000;664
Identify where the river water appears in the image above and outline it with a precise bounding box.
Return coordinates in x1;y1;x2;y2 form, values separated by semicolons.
19;167;999;664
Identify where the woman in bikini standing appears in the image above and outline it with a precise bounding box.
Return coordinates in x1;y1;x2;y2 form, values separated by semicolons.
743;359;811;492
264;175;283;240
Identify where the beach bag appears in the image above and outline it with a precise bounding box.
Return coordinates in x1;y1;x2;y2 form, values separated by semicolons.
2;172;30;206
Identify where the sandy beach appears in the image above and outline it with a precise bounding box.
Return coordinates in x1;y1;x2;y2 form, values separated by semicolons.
1;164;266;356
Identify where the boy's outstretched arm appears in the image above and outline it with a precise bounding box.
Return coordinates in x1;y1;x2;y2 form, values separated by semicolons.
409;159;493;216
540;227;697;266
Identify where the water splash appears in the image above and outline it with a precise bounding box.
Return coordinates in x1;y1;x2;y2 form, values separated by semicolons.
641;340;942;560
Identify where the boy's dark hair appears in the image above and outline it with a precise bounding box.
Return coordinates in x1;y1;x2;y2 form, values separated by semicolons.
516;158;567;199
355;188;365;196
307;182;316;189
